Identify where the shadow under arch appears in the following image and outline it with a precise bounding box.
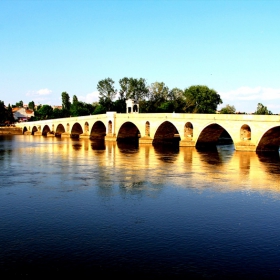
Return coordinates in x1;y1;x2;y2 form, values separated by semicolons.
196;123;233;150
23;126;28;135
117;121;141;145
71;123;83;138
256;126;280;152
32;126;38;135
42;125;51;136
55;124;65;137
153;121;180;148
90;121;106;140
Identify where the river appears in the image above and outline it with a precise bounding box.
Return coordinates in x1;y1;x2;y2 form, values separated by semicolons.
0;135;280;278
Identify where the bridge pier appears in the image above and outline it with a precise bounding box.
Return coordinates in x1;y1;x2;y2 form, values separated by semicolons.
139;136;153;144
61;133;71;138
80;134;90;139
105;134;117;142
235;141;257;152
34;131;42;136
179;139;196;147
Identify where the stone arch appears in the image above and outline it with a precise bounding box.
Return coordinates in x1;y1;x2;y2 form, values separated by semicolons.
90;121;106;140
117;121;141;143
42;125;51;136
240;124;251;141
196;123;232;149
153;121;180;145
55;124;65;137
256;126;280;152
184;122;193;139
145;121;150;136
71;123;83;138
108;121;112;134
32;126;38;135
23;126;28;135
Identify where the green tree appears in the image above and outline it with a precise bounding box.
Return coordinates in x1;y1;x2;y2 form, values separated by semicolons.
220;104;236;114
0;100;6;123
28;101;35;110
36;105;54;120
117;77;149;112
254;103;272;115
14;100;23;108
184;85;222;113
6;104;14;123
148;82;170;112
97;78;117;111
61;92;71;117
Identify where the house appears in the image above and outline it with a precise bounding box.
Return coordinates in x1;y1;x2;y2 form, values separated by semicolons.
12;107;34;122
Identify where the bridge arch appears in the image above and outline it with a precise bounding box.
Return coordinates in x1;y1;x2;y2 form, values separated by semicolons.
32;126;38;135
153;121;180;145
184;122;193;139
90;121;106;140
117;121;141;143
145;121;150;136
256;126;280;152
196;123;232;149
71;122;83;138
42;125;51;136
23;126;28;135
55;124;65;137
240;124;251;141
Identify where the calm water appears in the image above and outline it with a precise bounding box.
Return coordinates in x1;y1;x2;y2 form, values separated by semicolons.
0;135;280;278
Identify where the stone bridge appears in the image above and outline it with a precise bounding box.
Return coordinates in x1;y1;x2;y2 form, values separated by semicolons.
15;112;280;152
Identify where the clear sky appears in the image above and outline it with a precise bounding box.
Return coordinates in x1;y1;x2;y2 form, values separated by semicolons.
1;0;280;113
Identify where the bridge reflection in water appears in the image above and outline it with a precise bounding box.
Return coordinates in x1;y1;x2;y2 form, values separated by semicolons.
15;135;280;194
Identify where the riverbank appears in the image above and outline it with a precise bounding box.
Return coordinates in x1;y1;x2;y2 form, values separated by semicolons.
0;127;22;135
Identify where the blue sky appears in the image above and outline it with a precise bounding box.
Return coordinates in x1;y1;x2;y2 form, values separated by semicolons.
1;0;280;113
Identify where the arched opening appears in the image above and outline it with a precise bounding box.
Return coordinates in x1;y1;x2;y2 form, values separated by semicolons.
145;121;150;136
240;124;251;141
196;124;232;149
108;121;112;134
184;122;193;139
90;121;106;140
84;122;89;134
23;126;28;135
117;122;141;144
42;125;51;136
133;104;138;112
55;124;65;137
71;123;83;138
32;126;38;135
153;121;180;146
257;126;280;152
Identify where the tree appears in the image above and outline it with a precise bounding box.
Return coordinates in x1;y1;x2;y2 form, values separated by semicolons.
148;82;170;112
220;104;236;114
254;103;272;115
0;100;6;122
184;85;222;113
117;77;149;112
35;105;54;120
13;100;23;108
28;101;35;110
97;78;117;111
61;92;71;117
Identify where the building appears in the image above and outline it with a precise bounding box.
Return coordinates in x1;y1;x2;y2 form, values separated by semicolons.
12;107;34;122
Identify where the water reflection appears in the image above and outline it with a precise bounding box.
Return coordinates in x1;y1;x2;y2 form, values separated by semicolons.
1;136;279;194
1;136;280;278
